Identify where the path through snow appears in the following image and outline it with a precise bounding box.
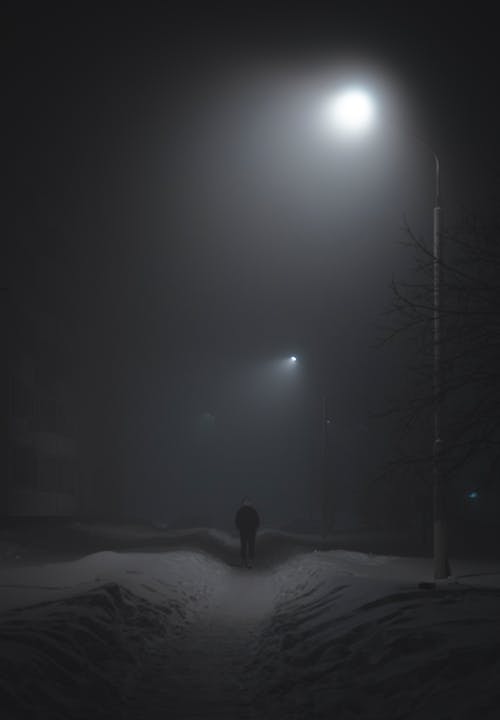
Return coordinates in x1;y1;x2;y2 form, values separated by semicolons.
1;531;500;719
122;562;280;719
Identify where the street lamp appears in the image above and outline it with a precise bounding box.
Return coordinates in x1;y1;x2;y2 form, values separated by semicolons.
285;354;331;536
324;86;449;578
323;87;376;136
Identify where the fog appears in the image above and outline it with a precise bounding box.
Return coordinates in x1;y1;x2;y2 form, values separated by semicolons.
75;68;429;525
8;9;497;537
9;51;445;527
6;9;500;720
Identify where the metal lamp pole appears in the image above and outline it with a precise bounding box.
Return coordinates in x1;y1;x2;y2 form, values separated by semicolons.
319;89;451;574
431;151;450;579
322;393;329;537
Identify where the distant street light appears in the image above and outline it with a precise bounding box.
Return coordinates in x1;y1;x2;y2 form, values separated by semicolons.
323;85;448;578
285;354;331;536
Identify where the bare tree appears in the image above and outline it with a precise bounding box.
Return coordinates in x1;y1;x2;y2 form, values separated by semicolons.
379;206;500;557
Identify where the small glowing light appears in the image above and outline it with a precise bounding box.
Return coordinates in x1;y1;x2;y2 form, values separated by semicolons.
290;356;297;363
466;490;479;500
324;88;375;135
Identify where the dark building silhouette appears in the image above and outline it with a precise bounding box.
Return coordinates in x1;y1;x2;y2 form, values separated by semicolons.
5;286;79;517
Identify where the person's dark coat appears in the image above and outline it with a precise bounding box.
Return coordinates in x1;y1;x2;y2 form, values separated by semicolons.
235;504;260;533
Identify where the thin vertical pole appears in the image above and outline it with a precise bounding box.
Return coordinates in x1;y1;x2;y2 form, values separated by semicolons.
432;153;450;579
322;394;328;537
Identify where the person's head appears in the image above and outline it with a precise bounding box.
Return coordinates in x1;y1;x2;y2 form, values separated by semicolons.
241;497;251;506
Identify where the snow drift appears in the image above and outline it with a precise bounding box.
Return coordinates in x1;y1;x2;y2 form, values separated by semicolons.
0;529;499;719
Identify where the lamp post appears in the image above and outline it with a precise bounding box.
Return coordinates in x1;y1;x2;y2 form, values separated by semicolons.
321;393;330;537
324;87;450;578
430;150;450;579
286;355;331;535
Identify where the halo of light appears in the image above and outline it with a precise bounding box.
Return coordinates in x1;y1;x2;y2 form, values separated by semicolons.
324;88;375;135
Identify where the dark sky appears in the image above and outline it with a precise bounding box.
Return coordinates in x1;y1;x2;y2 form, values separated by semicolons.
9;4;500;526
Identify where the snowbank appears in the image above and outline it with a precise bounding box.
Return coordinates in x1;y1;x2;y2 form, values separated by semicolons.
0;536;499;719
251;551;500;719
0;550;218;718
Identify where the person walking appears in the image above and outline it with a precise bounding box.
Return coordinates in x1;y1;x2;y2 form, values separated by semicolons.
235;498;260;568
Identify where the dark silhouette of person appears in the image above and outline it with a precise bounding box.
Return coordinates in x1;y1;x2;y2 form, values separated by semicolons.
235;498;260;568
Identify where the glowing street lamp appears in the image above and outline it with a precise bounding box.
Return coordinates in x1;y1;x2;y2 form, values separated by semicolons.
322;87;376;137
322;85;447;577
284;354;331;535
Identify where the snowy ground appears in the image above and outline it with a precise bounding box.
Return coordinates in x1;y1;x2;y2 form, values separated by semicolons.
0;525;499;719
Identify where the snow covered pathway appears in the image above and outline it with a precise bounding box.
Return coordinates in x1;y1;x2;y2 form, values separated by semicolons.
121;563;279;719
1;532;500;719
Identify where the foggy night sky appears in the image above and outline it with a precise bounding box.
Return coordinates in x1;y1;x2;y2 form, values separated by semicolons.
8;5;500;527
